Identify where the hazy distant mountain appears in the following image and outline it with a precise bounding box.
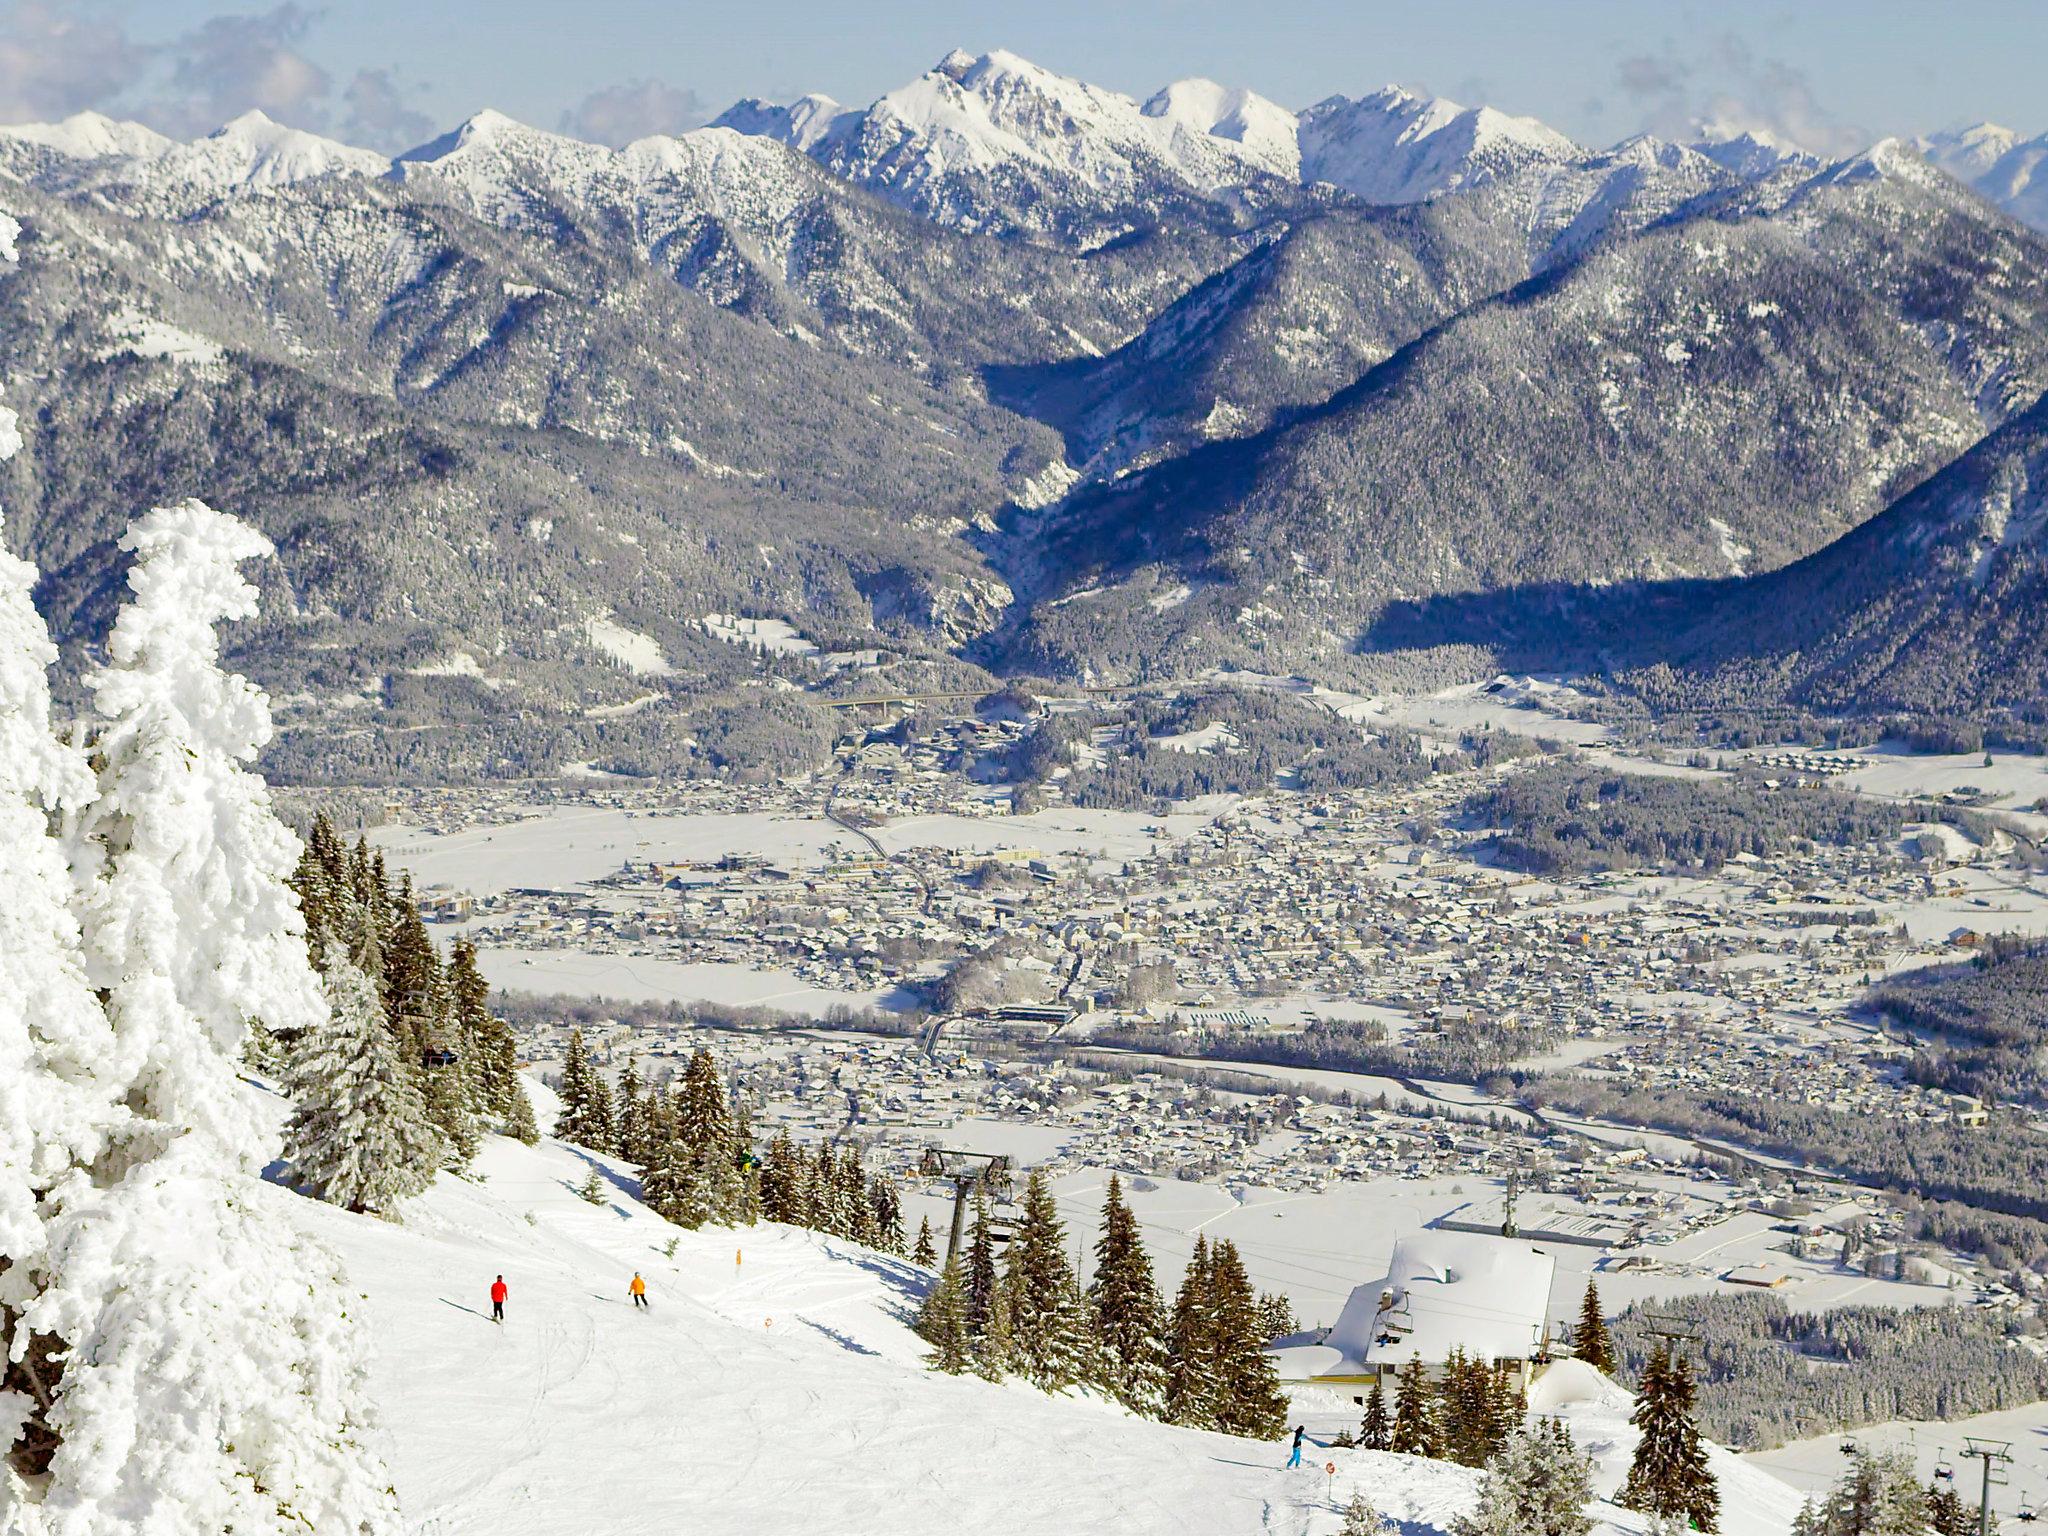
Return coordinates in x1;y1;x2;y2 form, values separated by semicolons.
1296;86;1580;204
1917;122;2048;232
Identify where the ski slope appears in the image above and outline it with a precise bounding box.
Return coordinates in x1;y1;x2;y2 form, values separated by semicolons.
265;1082;1807;1536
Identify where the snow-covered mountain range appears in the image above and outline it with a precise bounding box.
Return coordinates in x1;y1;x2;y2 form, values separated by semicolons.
0;46;2043;775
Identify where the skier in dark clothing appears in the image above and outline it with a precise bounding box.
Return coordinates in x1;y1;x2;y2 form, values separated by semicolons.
490;1275;508;1323
1287;1425;1305;1469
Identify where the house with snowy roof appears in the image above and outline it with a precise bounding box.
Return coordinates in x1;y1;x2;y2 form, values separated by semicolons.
1267;1229;1555;1389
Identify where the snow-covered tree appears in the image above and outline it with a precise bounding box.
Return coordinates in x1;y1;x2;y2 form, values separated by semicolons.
1807;1450;1938;1536
24;500;396;1534
1006;1169;1088;1391
912;1216;938;1268
1087;1174;1170;1415
553;1028;614;1151
1360;1380;1391;1451
1166;1234;1219;1429
0;221;126;1495
283;944;442;1216
1205;1239;1287;1439
1451;1423;1593;1536
1619;1344;1719;1533
1342;1490;1386;1535
1392;1355;1440;1457
918;1259;972;1375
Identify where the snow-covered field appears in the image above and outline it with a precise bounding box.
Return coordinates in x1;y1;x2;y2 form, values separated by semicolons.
1747;1401;2048;1516
475;946;905;1015
275;1084;1805;1535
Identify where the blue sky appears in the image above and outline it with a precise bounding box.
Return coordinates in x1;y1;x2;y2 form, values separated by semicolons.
5;0;2041;153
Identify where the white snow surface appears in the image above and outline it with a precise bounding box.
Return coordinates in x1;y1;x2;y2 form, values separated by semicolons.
291;1096;1804;1535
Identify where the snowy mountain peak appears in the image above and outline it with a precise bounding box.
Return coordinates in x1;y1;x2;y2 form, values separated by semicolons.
1140;78;1299;177
935;47;980;82
1298;85;1579;205
0;109;173;162
1692;129;1821;180
190;111;388;186
711;93;849;152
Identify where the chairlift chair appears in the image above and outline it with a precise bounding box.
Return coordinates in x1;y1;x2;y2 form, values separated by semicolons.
1838;1439;1857;1457
2019;1495;2038;1524
1935;1450;1955;1482
421;1046;459;1070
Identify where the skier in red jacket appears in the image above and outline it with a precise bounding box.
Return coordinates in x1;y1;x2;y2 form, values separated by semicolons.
490;1276;508;1323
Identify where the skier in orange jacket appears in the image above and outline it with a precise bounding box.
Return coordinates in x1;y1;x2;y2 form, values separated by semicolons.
629;1272;648;1310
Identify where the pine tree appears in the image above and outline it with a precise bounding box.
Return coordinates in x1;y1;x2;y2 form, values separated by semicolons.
868;1173;905;1254
918;1258;972;1375
1576;1280;1614;1375
1928;1481;1971;1536
1392;1356;1439;1457
1451;1426;1593;1536
1360;1380;1391;1450
1256;1290;1298;1342
615;1059;648;1161
759;1128;807;1223
1207;1239;1287;1438
1620;1344;1719;1533
1342;1491;1385;1536
964;1193;999;1335
1005;1169;1082;1390
283;944;442;1215
553;1028;615;1151
1814;1451;1932;1536
1087;1174;1170;1415
1166;1235;1219;1429
504;1084;540;1145
447;937;517;1124
912;1216;938;1267
975;1266;1017;1382
578;1166;608;1205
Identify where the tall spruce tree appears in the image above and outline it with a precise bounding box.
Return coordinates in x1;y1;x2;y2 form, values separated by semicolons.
1576;1280;1614;1375
1087;1174;1170;1415
1813;1451;1931;1536
1392;1356;1440;1457
1619;1344;1719;1533
553;1028;614;1152
1004;1169;1083;1390
1360;1380;1391;1450
912;1216;938;1267
917;1258;972;1375
283;945;442;1215
964;1193;999;1336
1206;1240;1287;1439
1166;1235;1219;1429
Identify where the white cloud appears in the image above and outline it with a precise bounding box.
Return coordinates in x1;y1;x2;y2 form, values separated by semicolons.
0;0;149;122
559;78;707;146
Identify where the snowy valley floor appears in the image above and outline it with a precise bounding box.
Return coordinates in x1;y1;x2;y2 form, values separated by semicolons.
264;1092;1808;1536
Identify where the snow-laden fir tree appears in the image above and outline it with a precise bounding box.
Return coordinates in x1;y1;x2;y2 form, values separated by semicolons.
759;1128;809;1223
1205;1240;1287;1438
614;1060;650;1162
964;1193;999;1336
975;1267;1018;1382
1341;1490;1385;1536
1005;1169;1088;1391
446;938;529;1135
0;246;126;1498
1087;1174;1170;1416
27;501;396;1534
553;1027;614;1151
867;1170;904;1254
1166;1235;1218;1429
283;943;442;1215
1359;1380;1391;1450
1619;1344;1719;1533
1450;1424;1593;1536
1806;1450;1933;1536
1576;1280;1613;1375
1392;1355;1440;1456
917;1258;972;1375
1926;1479;1972;1536
912;1216;938;1268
